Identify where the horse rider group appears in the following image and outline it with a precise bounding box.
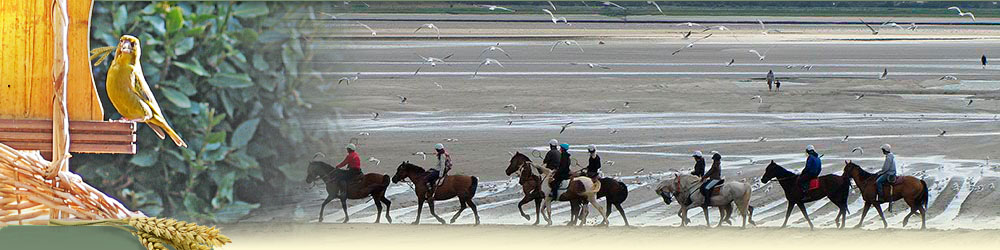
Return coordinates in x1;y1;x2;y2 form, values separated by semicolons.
326;139;899;206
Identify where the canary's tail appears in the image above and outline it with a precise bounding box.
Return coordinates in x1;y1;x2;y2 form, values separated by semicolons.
147;116;187;148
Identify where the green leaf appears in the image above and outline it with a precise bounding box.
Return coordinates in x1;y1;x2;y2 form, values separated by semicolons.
230;118;259;149
281;45;298;77
160;87;192;108
251;53;269;71
183;193;208;214
211;171;236;209
174;37;195;56
232;2;269;18
142;16;166;35
129;149;158;167
146;49;165;64
166;7;185;34
113;5;128;32
204;131;227;151
208;73;253;88
173;60;209;77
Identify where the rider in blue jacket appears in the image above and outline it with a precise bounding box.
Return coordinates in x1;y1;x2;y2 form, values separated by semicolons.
798;145;822;193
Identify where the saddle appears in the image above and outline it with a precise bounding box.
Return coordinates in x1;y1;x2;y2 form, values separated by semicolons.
809;178;820;191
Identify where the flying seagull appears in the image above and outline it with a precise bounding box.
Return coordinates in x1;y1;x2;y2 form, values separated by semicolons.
842;135;849;142
609;129;620;135
473;58;504;78
748;44;776;61
856;94;865;100
367;157;381;166
937;129;947;137
968;99;974;106
356;21;377;36
319;12;337;19
948;7;975;22
551;40;584;52
757;19;769;35
648;1;663;14
939;75;958;81
503;104;517;112
416;53;454;67
750;95;762;103
480;43;512;59
547;1;557;10
755;136;767;142
682;31;692;39
879;68;888;80
479;5;515;12
623;101;631;108
605;160;615;166
602;1;626;10
338;73;359;85
671;34;712;55
570;62;612;70
607;108;617;113
559;121;574;134
542;9;570;25
852;147;864;155
397;95;407;104
433;82;443;89
412;152;427;160
414;23;441;39
371;112;380;120
676;22;702;27
726;58;735;67
859;18;879;35
982;54;988;69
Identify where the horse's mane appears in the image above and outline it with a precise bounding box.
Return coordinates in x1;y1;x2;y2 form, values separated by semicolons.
767;162;796;178
514;151;531;161
401;162;427;173
846;161;874;179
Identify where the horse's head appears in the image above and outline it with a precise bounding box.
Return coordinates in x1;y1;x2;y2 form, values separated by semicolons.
761;160;780;184
506;151;530;176
305;160;332;184
654;177;676;205
392;161;421;183
843;160;860;176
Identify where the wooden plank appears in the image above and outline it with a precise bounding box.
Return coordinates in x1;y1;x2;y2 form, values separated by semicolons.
2;142;135;155
0;0;102;121
0;132;135;144
0;119;135;134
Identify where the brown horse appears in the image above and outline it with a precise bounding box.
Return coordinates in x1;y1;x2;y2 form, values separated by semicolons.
304;160;392;223
392;161;480;225
505;152;545;225
761;161;850;229
843;161;929;229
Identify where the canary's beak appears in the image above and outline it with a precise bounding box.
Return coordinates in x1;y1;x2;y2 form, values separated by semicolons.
119;40;133;54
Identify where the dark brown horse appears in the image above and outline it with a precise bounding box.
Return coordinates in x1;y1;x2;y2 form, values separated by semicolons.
305;160;392;223
761;161;850;229
843;161;929;229
392;161;480;225
505;152;544;225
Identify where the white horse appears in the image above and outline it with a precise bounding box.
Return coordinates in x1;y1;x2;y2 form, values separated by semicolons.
655;173;755;227
531;164;609;226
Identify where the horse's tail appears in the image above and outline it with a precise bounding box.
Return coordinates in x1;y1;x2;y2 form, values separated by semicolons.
838;175;852;215
740;182;752;217
381;174;391;188
919;179;929;210
468;176;479;197
616;180;629;202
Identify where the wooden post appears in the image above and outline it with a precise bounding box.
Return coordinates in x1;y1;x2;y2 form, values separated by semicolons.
49;0;70;219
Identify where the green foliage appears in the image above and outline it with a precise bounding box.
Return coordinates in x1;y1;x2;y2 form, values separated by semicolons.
77;1;324;223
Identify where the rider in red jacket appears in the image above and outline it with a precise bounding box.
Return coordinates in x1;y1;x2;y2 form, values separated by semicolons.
334;144;363;198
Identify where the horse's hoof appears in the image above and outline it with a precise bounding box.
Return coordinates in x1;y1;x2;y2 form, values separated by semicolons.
522;215;530;220
411;221;420;225
387;217;393;224
437;219;447;225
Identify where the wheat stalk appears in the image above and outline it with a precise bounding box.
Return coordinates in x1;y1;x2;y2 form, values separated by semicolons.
50;217;231;250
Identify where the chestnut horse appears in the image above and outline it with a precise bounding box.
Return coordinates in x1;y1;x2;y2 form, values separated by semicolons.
843;161;929;229
304;160;392;223
505;152;545;225
761;161;850;229
392;161;480;225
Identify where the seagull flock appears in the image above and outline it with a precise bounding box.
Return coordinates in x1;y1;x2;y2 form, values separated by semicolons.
331;3;992;144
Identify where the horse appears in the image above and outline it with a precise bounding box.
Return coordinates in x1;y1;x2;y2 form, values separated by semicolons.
655;173;755;228
505;152;545;225
391;161;480;225
573;177;630;226
529;162;609;226
304;160;392;223
761;161;850;229
843;161;929;229
507;152;628;226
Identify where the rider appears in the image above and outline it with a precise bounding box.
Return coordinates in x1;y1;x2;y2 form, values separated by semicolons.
550;143;572;200
585;144;601;178
543;139;561;170
333;143;363;199
699;151;723;207
428;143;452;198
690;151;706;177
799;144;822;193
876;144;897;201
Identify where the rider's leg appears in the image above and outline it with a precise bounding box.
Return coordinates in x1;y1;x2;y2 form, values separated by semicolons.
876;174;887;201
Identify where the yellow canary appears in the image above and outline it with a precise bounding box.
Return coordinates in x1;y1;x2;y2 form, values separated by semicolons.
106;35;187;147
